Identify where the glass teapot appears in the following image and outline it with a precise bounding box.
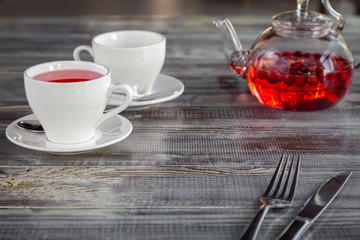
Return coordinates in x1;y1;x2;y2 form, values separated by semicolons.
214;0;354;111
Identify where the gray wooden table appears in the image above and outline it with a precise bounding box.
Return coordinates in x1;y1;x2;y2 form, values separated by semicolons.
0;15;359;240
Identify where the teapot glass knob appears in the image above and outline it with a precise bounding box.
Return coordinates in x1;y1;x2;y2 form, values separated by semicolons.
297;0;309;12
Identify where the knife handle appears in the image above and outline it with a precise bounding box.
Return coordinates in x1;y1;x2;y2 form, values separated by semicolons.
277;217;311;240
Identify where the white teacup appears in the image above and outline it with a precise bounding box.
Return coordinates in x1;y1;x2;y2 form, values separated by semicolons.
73;30;166;98
24;61;133;144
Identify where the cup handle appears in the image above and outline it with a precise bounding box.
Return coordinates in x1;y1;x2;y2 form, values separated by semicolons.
73;45;93;61
97;83;133;126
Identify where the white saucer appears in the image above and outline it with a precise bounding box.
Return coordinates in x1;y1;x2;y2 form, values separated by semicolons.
6;114;132;155
108;74;184;107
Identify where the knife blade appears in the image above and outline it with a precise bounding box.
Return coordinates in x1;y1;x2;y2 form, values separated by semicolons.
276;171;352;240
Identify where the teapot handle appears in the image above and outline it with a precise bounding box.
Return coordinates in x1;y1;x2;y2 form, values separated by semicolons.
321;0;345;31
355;60;360;70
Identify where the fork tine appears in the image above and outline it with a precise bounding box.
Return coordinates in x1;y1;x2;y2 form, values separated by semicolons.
272;154;290;197
279;156;295;198
286;155;301;202
263;154;287;197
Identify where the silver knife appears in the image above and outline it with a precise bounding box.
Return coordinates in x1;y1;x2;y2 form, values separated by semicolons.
276;171;352;240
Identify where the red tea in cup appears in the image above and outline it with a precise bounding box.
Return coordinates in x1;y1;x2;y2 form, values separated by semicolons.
34;69;103;83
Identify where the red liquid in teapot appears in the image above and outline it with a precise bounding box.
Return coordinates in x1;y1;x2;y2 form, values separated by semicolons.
34;69;103;83
230;51;354;111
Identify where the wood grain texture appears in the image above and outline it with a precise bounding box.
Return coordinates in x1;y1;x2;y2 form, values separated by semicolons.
0;15;360;239
0;208;359;240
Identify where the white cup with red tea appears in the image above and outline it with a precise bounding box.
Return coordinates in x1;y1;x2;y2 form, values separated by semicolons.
73;30;166;98
24;60;133;144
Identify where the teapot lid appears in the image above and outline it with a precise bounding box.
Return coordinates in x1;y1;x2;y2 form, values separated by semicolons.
272;10;333;37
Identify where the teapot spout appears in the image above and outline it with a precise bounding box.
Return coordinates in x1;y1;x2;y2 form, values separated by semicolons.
213;18;249;78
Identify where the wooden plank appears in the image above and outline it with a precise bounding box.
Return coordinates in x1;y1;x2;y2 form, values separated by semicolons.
1;98;360;166
0;166;357;208
0;208;359;240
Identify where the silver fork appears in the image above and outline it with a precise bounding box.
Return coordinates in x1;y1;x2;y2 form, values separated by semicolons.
240;154;301;240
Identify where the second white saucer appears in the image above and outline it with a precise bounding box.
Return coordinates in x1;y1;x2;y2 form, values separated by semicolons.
108;74;184;107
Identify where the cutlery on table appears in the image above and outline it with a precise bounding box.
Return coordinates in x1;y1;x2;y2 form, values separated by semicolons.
240;154;301;240
276;171;352;240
